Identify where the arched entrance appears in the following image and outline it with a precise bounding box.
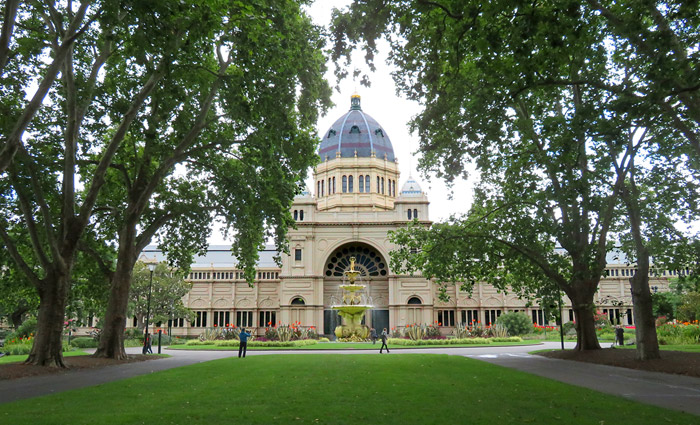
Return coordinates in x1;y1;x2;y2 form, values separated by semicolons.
322;243;390;336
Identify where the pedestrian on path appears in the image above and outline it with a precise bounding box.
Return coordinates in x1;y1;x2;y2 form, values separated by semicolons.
615;325;624;347
370;327;378;344
143;333;153;354
379;328;389;353
239;328;251;358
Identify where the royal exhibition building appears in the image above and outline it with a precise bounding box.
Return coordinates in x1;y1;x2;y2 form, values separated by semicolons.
140;94;681;338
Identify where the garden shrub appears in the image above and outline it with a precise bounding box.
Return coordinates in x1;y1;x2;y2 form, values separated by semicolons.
70;337;98;348
488;323;509;338
495;312;533;336
562;321;576;335
319;337;330;342
13;317;37;339
387;336;521;346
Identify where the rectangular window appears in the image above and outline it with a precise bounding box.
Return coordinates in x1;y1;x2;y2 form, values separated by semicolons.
626;308;633;325
460;310;479;325
213;311;230;327
349;175;354;192
168;318;185;327
381;177;385;194
531;309;548;326
333;177;336;193
295;249;302;261
484;309;501;326
342;175;347;193
359;175;364;193
192;311;208;327
377;176;380;193
365;175;370;193
259;310;277;327
236;311;254;327
437;310;455;327
568;309;574;322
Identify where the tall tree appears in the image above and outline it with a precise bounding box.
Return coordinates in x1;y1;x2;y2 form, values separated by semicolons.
333;0;698;352
128;262;192;331
0;1;246;367
88;0;331;359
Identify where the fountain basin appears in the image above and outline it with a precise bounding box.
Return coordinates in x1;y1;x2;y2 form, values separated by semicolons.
338;284;366;292
331;305;372;314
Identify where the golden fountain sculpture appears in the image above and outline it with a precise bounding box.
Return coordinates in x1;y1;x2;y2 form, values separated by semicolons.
332;256;372;339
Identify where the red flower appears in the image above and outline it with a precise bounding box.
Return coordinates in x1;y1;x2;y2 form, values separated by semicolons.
438;322;442;326
214;324;217;327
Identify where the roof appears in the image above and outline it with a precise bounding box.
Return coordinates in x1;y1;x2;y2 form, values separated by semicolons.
141;245;280;269
400;175;424;197
318;94;395;162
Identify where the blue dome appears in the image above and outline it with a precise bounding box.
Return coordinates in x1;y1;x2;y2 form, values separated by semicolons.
318;95;395;161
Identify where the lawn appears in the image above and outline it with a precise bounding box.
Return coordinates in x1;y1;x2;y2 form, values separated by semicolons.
168;340;535;350
622;344;700;353
0;350;89;365
0;354;694;424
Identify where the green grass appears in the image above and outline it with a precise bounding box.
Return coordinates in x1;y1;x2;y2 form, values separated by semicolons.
168;341;535;350
0;350;90;365
622;344;700;353
0;354;693;424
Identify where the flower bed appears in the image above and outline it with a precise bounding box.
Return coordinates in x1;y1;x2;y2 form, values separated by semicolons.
388;336;522;346
185;339;319;348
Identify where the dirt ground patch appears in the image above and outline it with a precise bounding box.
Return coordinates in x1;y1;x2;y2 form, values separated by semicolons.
538;348;700;378
0;354;162;381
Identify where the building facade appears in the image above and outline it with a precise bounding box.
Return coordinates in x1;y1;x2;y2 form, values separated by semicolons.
141;95;680;337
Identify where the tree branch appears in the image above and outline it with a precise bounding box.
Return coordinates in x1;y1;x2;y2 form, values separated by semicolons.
0;0;20;72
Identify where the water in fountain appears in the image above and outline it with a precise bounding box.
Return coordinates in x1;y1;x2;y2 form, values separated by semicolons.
330;256;373;339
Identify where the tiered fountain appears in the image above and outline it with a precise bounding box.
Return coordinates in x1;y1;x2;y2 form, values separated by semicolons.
331;257;373;339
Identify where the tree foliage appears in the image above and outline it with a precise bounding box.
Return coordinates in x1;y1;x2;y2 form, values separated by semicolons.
128;262;192;328
1;0;330;365
334;0;699;353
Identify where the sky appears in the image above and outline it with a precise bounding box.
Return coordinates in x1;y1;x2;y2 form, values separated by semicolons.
209;0;475;245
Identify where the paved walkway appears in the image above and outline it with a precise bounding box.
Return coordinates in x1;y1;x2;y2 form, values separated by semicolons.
1;342;699;416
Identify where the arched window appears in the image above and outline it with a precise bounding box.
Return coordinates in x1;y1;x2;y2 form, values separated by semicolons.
294;210;298;220
333;177;336;193
324;244;388;277
377;176;380;193
393;180;396;196
365;175;370;193
299;210;304;221
359;175;364;192
407;297;422;305
381;177;385;194
407;209;412;220
413;209;418;219
348;175;354;192
291;297;305;306
328;178;331;194
317;181;320;196
321;180;324;196
342;175;347;193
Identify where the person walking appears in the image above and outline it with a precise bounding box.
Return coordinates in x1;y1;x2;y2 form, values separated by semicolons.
143;333;153;354
238;328;251;358
370;327;378;344
379;328;389;353
615;325;624;347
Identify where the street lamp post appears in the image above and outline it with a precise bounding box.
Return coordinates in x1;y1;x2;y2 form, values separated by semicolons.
143;263;156;354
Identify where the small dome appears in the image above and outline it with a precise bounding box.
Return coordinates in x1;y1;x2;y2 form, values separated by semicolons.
400;176;423;197
318;94;395;161
295;185;311;198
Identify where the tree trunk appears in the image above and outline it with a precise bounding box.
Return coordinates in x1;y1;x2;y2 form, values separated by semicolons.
25;273;70;367
569;284;602;351
630;252;661;360
10;304;28;329
621;174;661;360
93;226;138;359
